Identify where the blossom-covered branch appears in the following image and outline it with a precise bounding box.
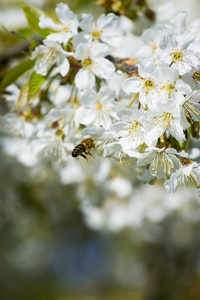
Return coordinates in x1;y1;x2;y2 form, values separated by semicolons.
1;1;200;194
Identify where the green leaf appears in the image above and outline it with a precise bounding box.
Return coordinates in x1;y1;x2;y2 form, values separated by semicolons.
0;59;35;93
2;25;29;41
17;82;29;109
194;121;200;131
28;72;46;100
23;6;50;38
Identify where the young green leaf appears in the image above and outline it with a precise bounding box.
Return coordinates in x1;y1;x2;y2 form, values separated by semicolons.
17;82;29;110
28;72;46;100
23;6;50;38
0;59;35;93
194;121;200;131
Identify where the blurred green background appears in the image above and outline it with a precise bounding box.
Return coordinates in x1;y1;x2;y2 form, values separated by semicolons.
1;1;200;300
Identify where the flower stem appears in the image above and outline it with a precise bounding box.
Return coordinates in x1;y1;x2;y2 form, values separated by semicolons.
185;126;191;152
128;93;139;108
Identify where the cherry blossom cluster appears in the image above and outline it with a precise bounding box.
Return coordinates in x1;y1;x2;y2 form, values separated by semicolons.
2;2;200;194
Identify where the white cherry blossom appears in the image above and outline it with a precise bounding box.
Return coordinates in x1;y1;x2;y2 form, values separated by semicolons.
30;128;73;162
44;103;78;135
74;42;115;90
74;13;123;47
135;11;187;62
146;64;192;108
75;86;118;129
110;108;147;150
3;3;200;195
103;141;139;166
157;29;199;75
137;147;188;179
145;102;186;146
179;90;200;124
0;113;34;138
164;162;200;192
31;40;72;76
39;3;79;45
84;125;119;153
4;84;20;111
141;168;157;185
122;58;157;107
135;23;172;60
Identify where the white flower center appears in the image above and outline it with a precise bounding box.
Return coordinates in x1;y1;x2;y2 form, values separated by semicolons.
171;50;184;62
40;47;58;66
143;79;155;94
151;152;174;175
82;57;92;70
92;30;102;39
154;113;172;129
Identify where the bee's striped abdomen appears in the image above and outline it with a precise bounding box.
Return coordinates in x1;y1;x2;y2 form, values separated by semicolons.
72;144;85;157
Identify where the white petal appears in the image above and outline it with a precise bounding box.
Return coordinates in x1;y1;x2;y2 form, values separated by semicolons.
74;43;89;60
175;150;188;158
84;125;105;136
145;124;164;146
97;13;117;29
103;142;122;157
35;57;49;76
46;32;73;45
75;69;95;90
110;122;128;133
170;11;187;33
73;32;90;50
138;58;155;78
58;57;70;76
152;64;179;82
167;153;180;170
90;43;109;58
92;58;115;79
176;29;195;49
170;119;186;143
159;33;175;52
156;2;176;23
175;60;192;75
188;41;200;54
186;50;199;68
122;148;141;158
79;88;97;105
122;77;142;94
164;173;178;192
44;104;73;123
31;45;45;59
117;108;134;122
39;15;60;30
97;86;115;103
176;79;192;94
56;3;77;23
142;169;157;185
182;163;196;176
192;90;200;100
80;13;95;33
135;45;153;59
75;106;95;125
101;32;122;47
137;151;156;166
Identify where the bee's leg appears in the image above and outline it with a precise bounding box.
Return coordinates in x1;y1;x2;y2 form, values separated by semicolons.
81;153;88;161
88;152;95;158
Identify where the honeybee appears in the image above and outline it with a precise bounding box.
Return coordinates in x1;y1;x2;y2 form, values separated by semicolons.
72;138;95;161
